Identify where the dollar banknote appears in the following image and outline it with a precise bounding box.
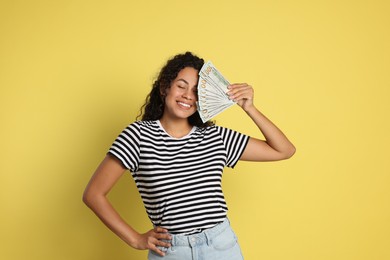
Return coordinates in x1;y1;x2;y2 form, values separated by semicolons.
197;61;236;122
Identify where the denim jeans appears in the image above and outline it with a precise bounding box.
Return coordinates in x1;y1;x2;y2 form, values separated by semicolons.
148;219;244;260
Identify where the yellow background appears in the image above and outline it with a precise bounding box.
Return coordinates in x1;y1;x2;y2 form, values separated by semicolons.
1;0;389;259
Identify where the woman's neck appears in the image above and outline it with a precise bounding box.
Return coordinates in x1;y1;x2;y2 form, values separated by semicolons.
159;116;193;139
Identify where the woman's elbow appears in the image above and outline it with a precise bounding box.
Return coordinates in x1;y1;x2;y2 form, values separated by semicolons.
82;188;99;208
82;190;92;207
283;145;296;159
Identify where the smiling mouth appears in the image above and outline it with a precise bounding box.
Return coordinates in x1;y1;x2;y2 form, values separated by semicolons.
177;101;192;109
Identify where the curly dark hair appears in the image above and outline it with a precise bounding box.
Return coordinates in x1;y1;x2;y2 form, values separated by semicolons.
137;51;214;127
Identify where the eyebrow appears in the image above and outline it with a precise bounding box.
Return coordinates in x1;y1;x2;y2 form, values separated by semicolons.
177;79;189;85
176;79;197;88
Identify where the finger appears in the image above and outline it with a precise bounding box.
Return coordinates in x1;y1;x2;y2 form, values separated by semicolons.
229;88;254;101
156;239;172;248
233;94;253;103
228;84;252;94
150;239;171;257
155;232;172;240
147;238;169;256
229;83;248;88
151;245;166;257
154;227;169;233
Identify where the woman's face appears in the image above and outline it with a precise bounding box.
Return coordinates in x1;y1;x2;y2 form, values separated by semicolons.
162;67;198;120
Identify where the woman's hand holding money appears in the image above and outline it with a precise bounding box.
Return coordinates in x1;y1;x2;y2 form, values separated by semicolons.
227;83;255;112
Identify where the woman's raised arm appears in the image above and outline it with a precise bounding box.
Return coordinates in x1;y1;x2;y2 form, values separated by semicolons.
227;83;296;162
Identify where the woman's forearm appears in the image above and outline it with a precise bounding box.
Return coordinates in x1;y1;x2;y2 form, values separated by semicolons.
227;83;295;160
83;192;141;248
245;105;296;158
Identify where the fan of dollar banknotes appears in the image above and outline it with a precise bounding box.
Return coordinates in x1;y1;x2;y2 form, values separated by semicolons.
196;61;236;122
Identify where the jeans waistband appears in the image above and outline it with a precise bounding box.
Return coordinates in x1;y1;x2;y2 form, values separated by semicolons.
170;219;230;247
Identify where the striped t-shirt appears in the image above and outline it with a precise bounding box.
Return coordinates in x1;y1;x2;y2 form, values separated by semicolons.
108;120;249;234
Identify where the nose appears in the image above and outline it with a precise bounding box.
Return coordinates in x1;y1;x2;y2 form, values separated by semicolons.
182;89;195;100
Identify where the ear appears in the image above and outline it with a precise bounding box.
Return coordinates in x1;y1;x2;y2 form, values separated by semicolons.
159;86;167;103
160;87;166;97
160;83;170;97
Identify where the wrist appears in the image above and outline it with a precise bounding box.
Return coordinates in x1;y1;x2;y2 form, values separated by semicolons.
122;229;142;249
243;104;258;114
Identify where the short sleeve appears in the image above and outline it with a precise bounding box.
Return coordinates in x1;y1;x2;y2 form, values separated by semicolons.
108;122;141;172
216;126;250;168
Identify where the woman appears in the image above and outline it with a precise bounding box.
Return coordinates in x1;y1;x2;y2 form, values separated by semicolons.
83;52;295;259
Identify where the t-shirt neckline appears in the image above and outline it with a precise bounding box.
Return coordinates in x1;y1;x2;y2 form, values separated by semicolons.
156;120;196;139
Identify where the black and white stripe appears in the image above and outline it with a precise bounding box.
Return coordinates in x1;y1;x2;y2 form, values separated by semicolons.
108;120;249;234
